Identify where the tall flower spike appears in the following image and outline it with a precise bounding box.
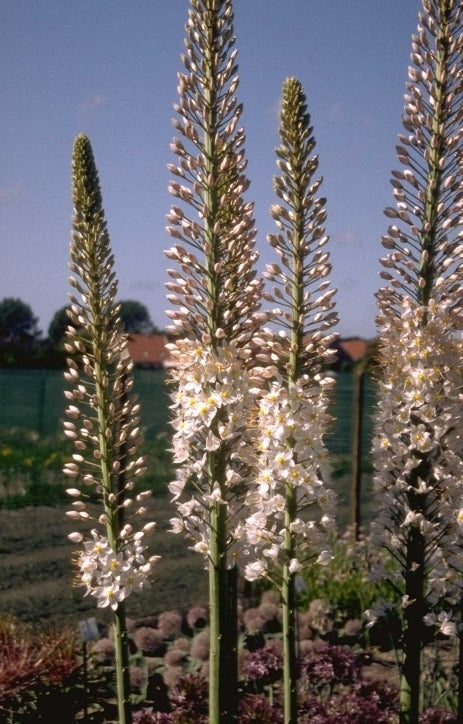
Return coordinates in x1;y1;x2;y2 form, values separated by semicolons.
165;2;263;721
371;3;463;723
244;77;337;724
65;134;159;724
165;0;264;348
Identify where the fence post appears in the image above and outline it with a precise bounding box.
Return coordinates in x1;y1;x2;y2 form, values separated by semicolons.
350;365;365;539
37;371;47;436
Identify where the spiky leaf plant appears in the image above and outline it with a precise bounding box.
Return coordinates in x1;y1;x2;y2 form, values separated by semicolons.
64;134;159;724
244;77;338;724
370;2;463;722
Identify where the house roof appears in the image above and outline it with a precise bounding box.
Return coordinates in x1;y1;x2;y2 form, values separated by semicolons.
127;334;172;367
126;333;371;368
337;337;369;362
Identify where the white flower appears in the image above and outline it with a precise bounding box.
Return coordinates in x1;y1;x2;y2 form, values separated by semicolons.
167;342;256;558
371;298;463;605
192;540;209;555
68;531;84;543
316;550;333;566
243;376;335;584
423;611;457;638
95;583;125;610
288;558;302;574
244;560;268;581
74;530;158;606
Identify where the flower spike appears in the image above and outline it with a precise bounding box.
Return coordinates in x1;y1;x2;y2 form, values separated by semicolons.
371;3;463;721
244;76;338;724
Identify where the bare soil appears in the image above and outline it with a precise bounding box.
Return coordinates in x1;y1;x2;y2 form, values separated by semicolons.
0;496;208;630
1;498;458;701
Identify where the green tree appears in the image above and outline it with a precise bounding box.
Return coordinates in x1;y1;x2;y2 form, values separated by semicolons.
0;297;41;343
47;305;72;346
0;297;41;367
119;300;155;334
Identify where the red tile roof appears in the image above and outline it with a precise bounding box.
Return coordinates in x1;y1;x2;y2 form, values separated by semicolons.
126;334;371;368
127;334;172;368
338;338;369;362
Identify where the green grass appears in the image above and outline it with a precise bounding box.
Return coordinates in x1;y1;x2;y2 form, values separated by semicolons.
0;426;173;509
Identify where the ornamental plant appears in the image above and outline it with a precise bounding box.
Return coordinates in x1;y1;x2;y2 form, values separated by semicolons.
63;134;159;724
164;1;264;721
243;77;337;724
0;615;81;722
370;1;463;722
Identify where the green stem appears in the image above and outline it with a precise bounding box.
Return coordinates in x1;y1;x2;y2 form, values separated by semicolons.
203;3;220;343
458;595;463;721
418;7;449;308
113;602;132;724
201;5;238;721
209;500;237;723
399;526;425;724
282;484;298;724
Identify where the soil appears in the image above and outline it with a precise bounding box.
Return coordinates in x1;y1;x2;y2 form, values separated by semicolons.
0;499;458;700
0;496;208;630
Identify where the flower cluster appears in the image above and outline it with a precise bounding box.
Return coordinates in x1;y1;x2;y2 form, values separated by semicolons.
164;0;263;350
244;375;335;583
64;134;159;612
66;482;159;606
168;340;255;558
370;5;463;718
72;528;159;610
372;297;463;606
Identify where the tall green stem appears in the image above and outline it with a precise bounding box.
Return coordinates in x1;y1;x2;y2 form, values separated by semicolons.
282;486;298;724
209;500;237;723
113;603;132;724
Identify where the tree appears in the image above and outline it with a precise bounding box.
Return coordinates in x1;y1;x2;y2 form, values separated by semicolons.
0;297;42;367
119;300;154;334
47;305;72;346
0;297;41;343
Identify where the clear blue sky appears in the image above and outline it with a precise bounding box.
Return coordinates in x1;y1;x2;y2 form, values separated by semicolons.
2;0;422;339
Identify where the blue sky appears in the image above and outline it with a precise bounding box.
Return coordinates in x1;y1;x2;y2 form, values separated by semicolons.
2;0;422;339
